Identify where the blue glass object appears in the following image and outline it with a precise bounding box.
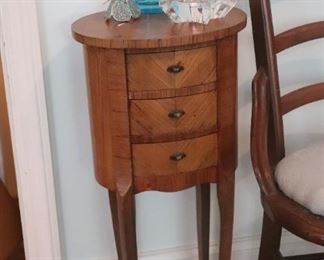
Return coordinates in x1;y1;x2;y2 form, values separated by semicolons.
136;0;162;14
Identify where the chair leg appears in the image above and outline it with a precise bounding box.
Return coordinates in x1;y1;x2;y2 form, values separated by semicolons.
196;183;211;260
258;212;282;260
109;190;138;260
217;173;235;260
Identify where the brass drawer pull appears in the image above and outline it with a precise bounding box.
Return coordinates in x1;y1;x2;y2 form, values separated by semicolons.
170;152;186;161
167;64;184;74
168;110;185;119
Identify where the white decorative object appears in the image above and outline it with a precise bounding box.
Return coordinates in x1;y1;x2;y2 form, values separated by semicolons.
106;0;141;22
160;0;237;24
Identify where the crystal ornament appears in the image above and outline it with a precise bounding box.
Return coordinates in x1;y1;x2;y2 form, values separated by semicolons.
160;0;237;24
106;0;141;22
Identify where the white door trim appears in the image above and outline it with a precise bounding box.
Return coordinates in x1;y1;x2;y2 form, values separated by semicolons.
0;1;61;259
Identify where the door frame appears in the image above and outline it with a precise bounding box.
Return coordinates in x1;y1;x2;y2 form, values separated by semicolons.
0;1;61;259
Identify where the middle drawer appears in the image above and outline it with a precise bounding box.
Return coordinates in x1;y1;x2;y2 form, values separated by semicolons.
130;91;217;143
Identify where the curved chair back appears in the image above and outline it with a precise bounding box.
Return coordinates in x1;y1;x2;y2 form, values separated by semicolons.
249;0;324;167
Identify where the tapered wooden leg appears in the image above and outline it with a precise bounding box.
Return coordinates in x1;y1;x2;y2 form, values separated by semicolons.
196;183;211;260
258;213;282;260
217;174;235;260
109;190;137;260
109;191;122;259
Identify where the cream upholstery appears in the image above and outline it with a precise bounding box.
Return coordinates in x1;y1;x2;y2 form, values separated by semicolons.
275;142;324;216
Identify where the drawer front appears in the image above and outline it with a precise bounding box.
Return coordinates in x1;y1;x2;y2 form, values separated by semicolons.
132;134;217;177
127;46;217;93
130;91;217;143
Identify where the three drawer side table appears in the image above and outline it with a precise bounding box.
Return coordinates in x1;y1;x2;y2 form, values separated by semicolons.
72;10;246;260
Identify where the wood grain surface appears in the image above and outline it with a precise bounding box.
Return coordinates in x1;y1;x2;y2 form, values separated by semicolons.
127;46;217;93
217;36;238;176
132;134;217;177
215;36;238;260
72;10;247;49
84;46;138;259
130;91;217;143
84;47;133;192
128;82;216;100
134;166;217;192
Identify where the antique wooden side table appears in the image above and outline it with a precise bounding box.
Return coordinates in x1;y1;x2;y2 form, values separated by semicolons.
72;10;246;260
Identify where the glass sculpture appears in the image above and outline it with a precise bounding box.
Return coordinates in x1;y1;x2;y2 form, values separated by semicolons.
160;0;237;24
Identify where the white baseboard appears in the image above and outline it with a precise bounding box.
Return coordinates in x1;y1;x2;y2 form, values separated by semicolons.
91;232;323;260
137;232;324;260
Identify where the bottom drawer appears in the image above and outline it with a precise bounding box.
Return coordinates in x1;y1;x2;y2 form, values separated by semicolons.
132;134;217;177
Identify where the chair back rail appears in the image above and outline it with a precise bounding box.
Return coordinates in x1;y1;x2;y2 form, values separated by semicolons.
275;21;324;53
281;82;324;115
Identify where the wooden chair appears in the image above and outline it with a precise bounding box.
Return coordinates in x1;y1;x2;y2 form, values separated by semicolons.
249;0;324;259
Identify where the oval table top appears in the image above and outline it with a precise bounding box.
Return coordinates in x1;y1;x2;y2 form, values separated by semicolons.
72;9;247;49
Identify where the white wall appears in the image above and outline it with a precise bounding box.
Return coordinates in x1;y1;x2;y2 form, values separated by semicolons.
36;0;324;259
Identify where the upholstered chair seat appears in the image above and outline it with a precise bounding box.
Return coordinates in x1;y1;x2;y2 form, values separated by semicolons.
275;142;324;216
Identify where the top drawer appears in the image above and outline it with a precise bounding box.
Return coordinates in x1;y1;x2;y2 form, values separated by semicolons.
127;46;217;98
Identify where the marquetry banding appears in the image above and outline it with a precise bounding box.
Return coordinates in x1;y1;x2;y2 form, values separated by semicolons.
134;166;218;193
128;82;217;100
